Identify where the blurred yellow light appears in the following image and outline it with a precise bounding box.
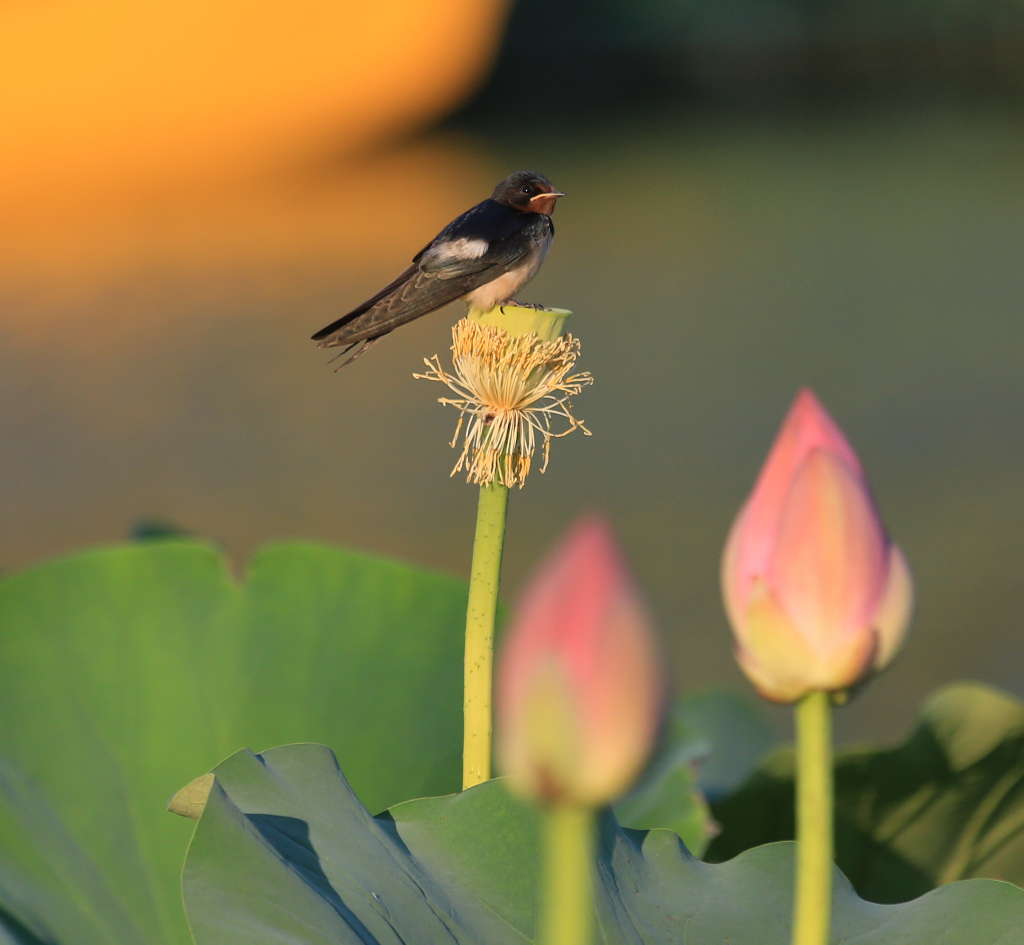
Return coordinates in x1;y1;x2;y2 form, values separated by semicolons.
2;0;509;215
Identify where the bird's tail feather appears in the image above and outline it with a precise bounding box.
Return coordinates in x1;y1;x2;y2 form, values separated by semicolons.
312;265;483;352
310;266;417;343
325;334;389;371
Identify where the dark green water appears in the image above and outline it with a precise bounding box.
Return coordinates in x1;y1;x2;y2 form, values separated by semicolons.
3;105;1022;743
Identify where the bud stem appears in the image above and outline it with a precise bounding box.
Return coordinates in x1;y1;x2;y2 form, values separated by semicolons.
791;690;833;945
540;802;594;945
462;481;509;788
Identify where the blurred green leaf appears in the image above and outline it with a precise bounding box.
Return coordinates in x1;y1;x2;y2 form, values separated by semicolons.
612;688;779;854
614;759;713;855
0;909;51;945
708;682;1024;900
0;760;145;943
183;741;1024;944
614;757;712;860
673;688;780;800
0;540;468;945
612;703;712;854
129;519;193;542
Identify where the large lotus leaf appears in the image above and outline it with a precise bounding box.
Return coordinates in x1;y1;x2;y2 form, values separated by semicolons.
708;682;1024;901
672;688;780;800
613;757;713;856
612;688;779;854
0;759;147;943
182;741;1024;944
0;910;49;945
0;540;469;945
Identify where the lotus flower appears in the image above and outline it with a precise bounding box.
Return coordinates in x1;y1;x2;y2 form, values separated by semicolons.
721;389;913;703
496;517;662;806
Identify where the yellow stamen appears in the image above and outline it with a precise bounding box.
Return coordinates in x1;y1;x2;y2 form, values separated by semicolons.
414;318;593;488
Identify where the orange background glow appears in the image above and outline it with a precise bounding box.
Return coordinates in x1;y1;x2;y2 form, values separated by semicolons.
3;1;509;235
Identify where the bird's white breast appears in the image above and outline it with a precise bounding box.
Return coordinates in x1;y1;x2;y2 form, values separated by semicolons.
464;261;536;311
464;234;550;311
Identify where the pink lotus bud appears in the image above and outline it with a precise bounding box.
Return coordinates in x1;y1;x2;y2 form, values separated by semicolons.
721;389;913;703
496;517;663;806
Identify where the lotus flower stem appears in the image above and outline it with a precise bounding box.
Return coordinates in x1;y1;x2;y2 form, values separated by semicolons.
792;690;833;945
462;480;509;787
427;304;591;789
540;802;594;945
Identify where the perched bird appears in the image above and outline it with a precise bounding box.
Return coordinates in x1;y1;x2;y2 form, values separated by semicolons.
311;170;565;366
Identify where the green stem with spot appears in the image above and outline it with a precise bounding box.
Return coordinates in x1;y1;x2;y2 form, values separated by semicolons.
462;481;509;787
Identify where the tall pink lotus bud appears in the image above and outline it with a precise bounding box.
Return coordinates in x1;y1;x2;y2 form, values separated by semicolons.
721;389;913;703
497;517;663;806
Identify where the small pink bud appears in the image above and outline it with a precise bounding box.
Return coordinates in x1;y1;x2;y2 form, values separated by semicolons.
496;517;663;806
721;389;913;703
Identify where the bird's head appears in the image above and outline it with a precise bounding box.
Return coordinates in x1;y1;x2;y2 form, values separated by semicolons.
492;171;565;216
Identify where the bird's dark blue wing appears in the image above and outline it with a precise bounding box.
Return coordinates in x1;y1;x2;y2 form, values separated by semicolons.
313;204;543;347
311;196;554;349
413;199;533;264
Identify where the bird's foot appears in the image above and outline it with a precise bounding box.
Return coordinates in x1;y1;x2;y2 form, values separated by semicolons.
500;299;546;313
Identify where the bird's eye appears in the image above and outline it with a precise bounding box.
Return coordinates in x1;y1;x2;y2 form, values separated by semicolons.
521;185;531;195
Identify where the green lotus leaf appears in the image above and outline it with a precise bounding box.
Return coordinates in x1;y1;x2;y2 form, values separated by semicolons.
182;741;1024;944
708;682;1024;900
0;540;468;945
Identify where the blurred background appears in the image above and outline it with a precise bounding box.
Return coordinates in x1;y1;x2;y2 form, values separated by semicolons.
3;0;1022;743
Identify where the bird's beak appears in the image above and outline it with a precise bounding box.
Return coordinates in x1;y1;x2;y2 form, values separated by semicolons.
530;191;566;202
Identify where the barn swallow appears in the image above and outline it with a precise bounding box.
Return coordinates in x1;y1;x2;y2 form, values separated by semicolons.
310;170;565;366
